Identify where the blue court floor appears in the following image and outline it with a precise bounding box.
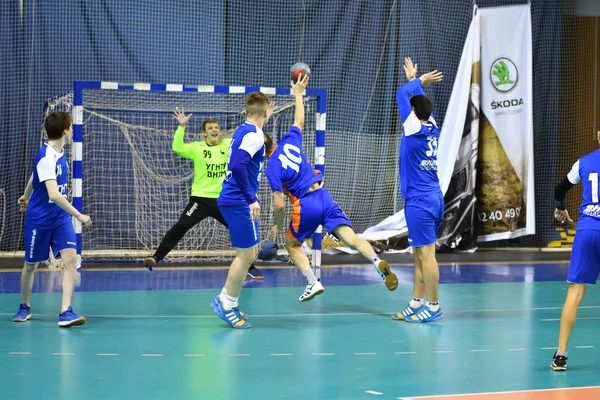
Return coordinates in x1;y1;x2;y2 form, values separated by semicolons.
0;261;599;400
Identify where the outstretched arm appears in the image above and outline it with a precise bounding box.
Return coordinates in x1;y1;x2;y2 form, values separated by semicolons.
291;74;309;132
396;79;425;123
396;58;443;123
171;107;194;159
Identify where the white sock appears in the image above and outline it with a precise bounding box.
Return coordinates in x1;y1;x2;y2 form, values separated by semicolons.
410;297;424;308
426;301;440;312
219;293;239;309
302;268;318;285
367;253;382;267
220;287;227;297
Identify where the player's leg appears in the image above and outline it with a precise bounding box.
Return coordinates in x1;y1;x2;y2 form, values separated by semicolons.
211;202;263;280
13;262;39;322
318;188;398;291
52;220;86;327
285;193;325;301
210;204;258;329
145;197;208;270
551;230;600;371
331;225;398;291
13;226;50;322
286;235;323;302
394;192;443;322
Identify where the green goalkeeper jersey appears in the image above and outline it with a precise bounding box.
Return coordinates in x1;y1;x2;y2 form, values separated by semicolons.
172;126;232;198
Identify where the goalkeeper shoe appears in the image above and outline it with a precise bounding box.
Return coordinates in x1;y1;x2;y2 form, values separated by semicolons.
299;280;325;302
144;256;158;271
210;296;251;329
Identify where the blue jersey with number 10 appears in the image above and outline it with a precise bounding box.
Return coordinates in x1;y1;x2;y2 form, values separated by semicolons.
265;126;322;199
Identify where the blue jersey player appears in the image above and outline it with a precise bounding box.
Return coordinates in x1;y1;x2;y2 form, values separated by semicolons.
13;112;91;327
392;58;444;323
265;75;398;302
210;92;273;329
550;130;600;371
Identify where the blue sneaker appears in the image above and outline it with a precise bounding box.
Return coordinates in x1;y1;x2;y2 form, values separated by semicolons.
405;305;444;323
210;296;251;329
58;307;86;327
391;303;424;321
247;264;264;280
13;304;31;322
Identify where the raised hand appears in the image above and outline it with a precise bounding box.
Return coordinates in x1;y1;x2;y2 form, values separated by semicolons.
404;57;417;81
172;106;193;127
419;70;443;86
291;73;309;96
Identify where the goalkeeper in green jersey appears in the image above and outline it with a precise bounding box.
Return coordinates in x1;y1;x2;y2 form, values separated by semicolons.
144;107;263;279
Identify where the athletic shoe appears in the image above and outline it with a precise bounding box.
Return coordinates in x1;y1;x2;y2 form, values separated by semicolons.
376;260;398;291
299;280;325;302
247;264;264;280
13;304;31;322
144;256;158;271
58;307;86;327
404;305;444;323
210;296;251;329
391;303;424;320
550;352;567;371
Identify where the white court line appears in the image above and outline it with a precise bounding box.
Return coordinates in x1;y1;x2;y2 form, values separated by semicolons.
312;353;334;356
355;352;376;355
398;385;600;399
541;316;600;321
576;346;594;349
1;306;599;320
141;354;163;357
541;347;558;350
227;354;249;357
184;354;206;357
365;390;384;395
96;353;118;356
395;352;416;355
8;352;30;355
271;353;293;356
53;353;74;356
506;348;527;351
470;350;490;352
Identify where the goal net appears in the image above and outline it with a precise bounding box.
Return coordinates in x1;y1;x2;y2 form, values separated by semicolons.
43;85;320;262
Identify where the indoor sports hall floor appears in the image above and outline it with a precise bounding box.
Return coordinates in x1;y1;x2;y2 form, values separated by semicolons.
1;256;599;400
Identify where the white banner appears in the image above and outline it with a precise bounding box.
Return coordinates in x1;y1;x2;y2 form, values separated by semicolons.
360;6;480;244
476;4;535;241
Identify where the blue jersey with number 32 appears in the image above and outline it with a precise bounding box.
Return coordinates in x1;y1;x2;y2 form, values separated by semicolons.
567;150;600;231
397;79;441;199
265;126;322;199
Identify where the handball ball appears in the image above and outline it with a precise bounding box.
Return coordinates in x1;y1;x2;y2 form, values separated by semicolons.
290;62;311;82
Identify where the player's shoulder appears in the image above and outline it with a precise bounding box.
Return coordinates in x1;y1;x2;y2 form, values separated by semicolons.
36;143;57;163
403;112;422;136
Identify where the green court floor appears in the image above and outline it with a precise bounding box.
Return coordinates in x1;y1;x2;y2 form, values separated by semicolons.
0;265;599;399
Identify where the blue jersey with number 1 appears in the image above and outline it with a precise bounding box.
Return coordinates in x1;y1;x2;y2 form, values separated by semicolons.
567;149;600;231
397;78;441;199
265;126;322;199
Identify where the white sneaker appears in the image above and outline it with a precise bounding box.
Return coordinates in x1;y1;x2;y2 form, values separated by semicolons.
299;280;325;302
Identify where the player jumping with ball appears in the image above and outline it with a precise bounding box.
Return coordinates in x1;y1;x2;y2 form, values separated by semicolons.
265;73;398;302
